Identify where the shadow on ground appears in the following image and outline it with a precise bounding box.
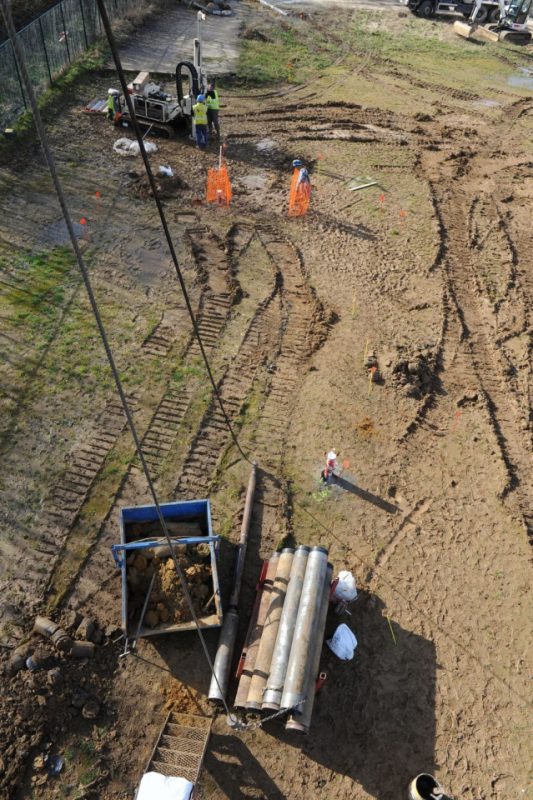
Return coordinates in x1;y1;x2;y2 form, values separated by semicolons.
204;593;436;800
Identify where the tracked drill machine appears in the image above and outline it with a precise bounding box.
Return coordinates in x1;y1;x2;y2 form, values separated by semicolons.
113;62;200;138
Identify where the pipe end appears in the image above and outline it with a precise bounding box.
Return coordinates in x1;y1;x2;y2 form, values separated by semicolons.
285;718;309;734
261;702;280;711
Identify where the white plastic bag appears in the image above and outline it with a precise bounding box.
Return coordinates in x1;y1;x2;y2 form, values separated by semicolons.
136;771;193;800
158;165;174;177
333;570;358;602
113;137;158;157
327;623;357;660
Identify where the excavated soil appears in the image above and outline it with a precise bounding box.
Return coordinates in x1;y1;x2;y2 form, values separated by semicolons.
0;5;532;800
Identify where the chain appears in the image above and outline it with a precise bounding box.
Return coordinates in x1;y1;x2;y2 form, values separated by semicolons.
229;697;307;731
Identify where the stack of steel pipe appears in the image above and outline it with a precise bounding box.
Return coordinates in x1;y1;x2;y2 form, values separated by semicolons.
234;552;280;709
234;544;332;733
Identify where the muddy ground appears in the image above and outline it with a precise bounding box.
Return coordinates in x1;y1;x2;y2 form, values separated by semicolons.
0;4;532;800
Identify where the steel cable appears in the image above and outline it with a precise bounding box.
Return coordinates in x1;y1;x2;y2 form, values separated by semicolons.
0;0;236;722
95;0;252;468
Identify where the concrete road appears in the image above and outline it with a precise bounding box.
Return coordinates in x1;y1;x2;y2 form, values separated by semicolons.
115;1;252;75
113;0;403;77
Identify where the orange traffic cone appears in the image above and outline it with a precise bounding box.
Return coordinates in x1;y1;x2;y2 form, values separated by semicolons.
206;147;232;206
288;166;311;217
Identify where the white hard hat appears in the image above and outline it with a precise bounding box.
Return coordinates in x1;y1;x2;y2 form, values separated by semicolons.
108;88;119;95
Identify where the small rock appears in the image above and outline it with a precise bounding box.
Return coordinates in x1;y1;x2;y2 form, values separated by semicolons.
46;668;61;688
403;384;420;399
196;543;210;559
92;629;104;645
76;617;95;641
105;625;122;640
7;652;27;677
144;610;159;628
33;754;46;771
82;698;100;720
457;390;478;407
133;554;148;572
71;686;89;709
61;610;81;632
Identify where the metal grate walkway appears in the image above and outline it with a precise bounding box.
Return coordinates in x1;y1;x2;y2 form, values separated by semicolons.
147;711;212;785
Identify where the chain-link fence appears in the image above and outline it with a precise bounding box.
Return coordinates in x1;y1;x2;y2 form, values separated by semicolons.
0;0;143;130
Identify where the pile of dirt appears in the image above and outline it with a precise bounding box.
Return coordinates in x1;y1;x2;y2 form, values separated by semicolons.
126;544;212;628
241;26;273;42
389;344;439;399
128;171;189;199
0;611;116;797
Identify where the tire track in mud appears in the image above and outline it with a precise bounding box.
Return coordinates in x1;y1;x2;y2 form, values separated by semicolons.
167;221;329;552
67;218;328;613
173;247;282;503
0;395;138;634
244;225;330;552
134;227;236;477
427;184;532;532
62;224;243;610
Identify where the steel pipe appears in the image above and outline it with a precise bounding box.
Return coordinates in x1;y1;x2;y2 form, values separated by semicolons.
209;463;257;703
229;463;257;609
280;546;329;711
262;545;310;710
246;548;294;710
286;563;332;733
234;552;280;708
208;609;240;703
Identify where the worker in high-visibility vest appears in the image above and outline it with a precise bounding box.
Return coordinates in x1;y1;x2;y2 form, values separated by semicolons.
192;94;209;150
206;82;220;139
106;89;119;121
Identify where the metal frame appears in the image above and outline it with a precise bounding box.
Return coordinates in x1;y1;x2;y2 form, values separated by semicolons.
117;499;223;638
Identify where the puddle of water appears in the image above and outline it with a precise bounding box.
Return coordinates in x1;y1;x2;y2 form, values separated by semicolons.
239;173;269;191
256;138;278;152
474;98;500;108
507;67;533;90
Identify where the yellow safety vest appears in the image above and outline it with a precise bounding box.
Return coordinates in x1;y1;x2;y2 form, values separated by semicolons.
193;102;208;125
206;90;220;110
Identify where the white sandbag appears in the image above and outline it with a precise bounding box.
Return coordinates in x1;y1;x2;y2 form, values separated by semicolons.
333;570;358;602
158;165;174;177
135;771;193;800
327;623;357;661
130;140;158;156
113;138;158;157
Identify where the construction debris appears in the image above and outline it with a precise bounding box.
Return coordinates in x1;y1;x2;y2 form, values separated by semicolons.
389;344;438;399
127;548;212;627
113;137;158;157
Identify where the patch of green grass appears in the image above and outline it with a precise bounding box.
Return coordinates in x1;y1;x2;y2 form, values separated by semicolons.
1;44;108;152
171;362;203;387
237;20;336;84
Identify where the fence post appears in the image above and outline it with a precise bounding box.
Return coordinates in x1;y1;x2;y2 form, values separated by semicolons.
79;0;89;47
59;2;71;63
11;40;27;110
38;17;53;86
97;0;102;33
